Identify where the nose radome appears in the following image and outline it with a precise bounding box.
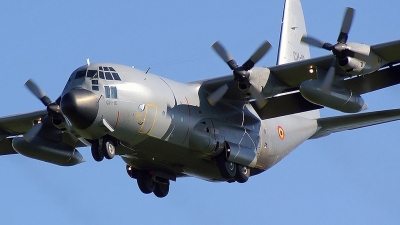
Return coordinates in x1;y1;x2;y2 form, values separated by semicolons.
60;89;99;130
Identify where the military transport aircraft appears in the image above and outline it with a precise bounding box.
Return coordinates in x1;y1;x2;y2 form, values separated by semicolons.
1;0;400;198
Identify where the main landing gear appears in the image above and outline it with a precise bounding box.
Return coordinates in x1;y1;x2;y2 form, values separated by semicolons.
91;138;116;162
126;165;171;198
216;148;250;183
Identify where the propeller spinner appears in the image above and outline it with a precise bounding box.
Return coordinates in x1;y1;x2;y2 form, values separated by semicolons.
208;41;271;108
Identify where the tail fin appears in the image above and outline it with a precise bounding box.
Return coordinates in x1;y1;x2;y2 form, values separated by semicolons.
277;0;320;119
276;0;310;65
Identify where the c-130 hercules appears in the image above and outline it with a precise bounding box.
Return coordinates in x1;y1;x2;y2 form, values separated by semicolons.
1;0;400;198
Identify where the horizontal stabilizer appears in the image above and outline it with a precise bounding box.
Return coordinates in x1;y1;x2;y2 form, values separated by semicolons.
311;109;400;139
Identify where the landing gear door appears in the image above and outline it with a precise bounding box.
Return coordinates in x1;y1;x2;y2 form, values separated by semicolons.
137;104;157;135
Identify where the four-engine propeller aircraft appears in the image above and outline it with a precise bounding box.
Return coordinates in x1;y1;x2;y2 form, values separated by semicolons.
1;0;400;198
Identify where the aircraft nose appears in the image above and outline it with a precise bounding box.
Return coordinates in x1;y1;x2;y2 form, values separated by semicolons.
60;89;99;130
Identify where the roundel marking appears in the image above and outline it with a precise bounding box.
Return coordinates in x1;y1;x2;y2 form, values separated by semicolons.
278;126;285;140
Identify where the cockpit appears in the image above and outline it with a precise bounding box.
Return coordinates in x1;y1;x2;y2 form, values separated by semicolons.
71;66;121;81
64;64;123;97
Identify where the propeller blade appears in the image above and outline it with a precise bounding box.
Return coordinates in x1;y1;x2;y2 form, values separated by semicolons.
301;36;323;48
212;41;238;70
25;79;52;106
321;59;337;91
301;36;333;51
337;7;355;43
207;80;234;106
23;123;43;143
242;41;271;70
248;84;267;109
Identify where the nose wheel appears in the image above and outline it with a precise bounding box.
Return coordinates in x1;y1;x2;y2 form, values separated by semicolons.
91;138;116;161
91;140;104;162
102;139;115;159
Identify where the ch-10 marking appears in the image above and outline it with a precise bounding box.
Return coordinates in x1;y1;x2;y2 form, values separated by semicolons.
106;100;118;105
293;51;305;61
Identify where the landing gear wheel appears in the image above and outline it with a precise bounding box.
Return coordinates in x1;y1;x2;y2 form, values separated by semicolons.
137;170;155;194
234;164;250;183
102;139;115;159
91;140;104;162
216;149;236;179
154;180;170;198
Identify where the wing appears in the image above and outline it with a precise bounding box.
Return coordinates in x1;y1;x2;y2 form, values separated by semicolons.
269;40;400;87
0;110;85;156
0;110;46;137
311;108;400;139
0;110;47;155
196;40;400;119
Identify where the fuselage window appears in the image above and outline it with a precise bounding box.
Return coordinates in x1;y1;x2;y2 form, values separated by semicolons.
111;86;117;98
104;86;117;99
92;86;99;91
105;86;111;98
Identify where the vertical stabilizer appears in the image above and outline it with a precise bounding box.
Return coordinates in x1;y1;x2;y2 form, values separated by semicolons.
277;0;320;119
277;0;310;65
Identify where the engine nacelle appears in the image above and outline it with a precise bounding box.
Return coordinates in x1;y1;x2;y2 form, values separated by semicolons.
300;80;368;113
225;141;257;167
189;119;223;156
338;57;365;73
338;42;387;75
249;67;287;97
12;136;85;166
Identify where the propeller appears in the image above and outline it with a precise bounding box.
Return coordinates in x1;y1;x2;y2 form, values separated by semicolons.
301;7;365;91
208;41;271;108
301;7;367;58
25;79;62;118
24;80;65;142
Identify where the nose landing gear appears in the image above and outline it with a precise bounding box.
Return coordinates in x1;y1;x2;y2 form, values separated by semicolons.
91;138;116;162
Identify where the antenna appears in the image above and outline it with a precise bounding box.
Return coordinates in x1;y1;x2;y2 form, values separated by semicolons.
145;67;151;74
86;58;90;66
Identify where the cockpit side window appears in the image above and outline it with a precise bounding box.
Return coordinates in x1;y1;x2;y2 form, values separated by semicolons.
86;70;97;78
75;70;86;79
